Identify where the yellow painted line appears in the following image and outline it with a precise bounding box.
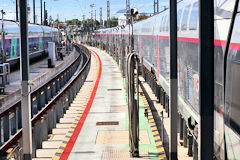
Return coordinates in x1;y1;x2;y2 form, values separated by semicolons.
56;149;64;154
71;125;77;128
75;117;81;120
150;123;155;127
60;143;67;148
32;97;37;101
154;136;161;141
6;148;13;153
148;113;153;117
66;132;73;137
156;141;163;146
69;128;74;132
48;134;54;140
158;154;167;159
140;84;167;160
52;48;101;159
149;119;154;123
157;147;165;153
152;131;159;135
64;137;70;141
52;156;60;160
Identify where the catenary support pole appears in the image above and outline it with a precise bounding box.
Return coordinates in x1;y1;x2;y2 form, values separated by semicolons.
16;0;19;21
19;0;32;159
44;1;46;25
169;0;178;159
199;0;214;159
41;0;42;25
33;0;35;24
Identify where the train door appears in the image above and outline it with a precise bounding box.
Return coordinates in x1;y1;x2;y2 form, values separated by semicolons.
11;38;17;58
224;6;240;159
39;37;43;51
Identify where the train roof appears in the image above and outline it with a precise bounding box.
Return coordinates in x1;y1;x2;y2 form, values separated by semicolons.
0;20;58;35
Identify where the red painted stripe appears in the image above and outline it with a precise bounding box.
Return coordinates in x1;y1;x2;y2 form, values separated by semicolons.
59;49;102;160
96;33;240;50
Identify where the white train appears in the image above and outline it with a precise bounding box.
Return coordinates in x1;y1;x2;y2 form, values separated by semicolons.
89;0;240;159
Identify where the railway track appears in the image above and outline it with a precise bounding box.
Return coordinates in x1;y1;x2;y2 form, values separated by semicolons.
0;43;91;159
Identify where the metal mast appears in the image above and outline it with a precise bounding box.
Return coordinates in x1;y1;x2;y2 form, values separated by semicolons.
199;0;214;159
82;14;85;23
100;8;103;28
90;4;95;31
107;1;110;28
126;0;130;23
19;0;32;159
33;0;36;24
16;0;19;21
41;0;42;24
154;0;159;14
95;9;96;29
169;0;178;159
44;1;46;25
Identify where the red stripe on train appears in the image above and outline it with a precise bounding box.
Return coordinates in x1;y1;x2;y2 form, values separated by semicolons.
96;33;240;50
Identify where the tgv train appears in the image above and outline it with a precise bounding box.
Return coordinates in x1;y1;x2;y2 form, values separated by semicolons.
0;20;58;68
93;0;240;159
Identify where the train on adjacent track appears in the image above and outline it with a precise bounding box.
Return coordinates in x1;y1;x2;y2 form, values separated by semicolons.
0;20;58;69
92;0;240;159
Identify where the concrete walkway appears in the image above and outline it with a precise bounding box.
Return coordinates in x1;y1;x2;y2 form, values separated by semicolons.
35;46;166;160
66;47;165;160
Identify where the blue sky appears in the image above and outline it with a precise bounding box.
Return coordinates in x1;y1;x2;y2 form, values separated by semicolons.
1;0;168;23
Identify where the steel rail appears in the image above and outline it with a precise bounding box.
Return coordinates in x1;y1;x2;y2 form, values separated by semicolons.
0;44;91;154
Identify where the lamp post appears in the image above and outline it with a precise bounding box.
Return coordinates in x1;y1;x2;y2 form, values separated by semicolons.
1;10;6;63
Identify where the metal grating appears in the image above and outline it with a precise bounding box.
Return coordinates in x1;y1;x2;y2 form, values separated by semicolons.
96;121;119;125
86;80;94;82
101;149;149;159
107;89;122;91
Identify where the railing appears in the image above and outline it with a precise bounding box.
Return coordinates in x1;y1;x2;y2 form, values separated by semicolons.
141;64;170;117
0;44;91;158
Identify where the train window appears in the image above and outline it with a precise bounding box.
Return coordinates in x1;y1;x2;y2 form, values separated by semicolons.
230;61;240;135
160;17;164;32
166;16;169;32
162;16;166;32
181;5;191;31
177;9;183;31
189;2;198;30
